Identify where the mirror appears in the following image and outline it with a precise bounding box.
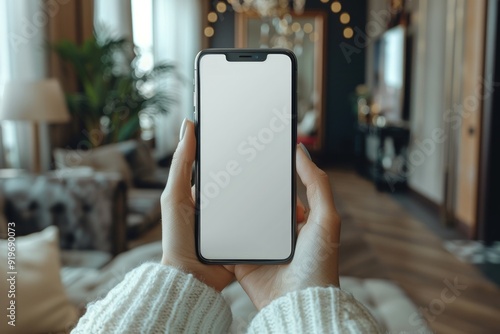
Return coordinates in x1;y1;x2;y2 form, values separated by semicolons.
235;11;326;152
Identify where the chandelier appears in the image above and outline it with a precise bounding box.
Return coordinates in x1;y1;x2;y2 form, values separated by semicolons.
229;0;306;17
205;1;354;44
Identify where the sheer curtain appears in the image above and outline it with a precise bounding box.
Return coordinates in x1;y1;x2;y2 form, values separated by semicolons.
0;0;48;170
94;0;203;159
0;0;10;167
94;0;133;40
152;0;203;158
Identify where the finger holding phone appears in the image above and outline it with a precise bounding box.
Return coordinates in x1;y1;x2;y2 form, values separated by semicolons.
161;119;340;308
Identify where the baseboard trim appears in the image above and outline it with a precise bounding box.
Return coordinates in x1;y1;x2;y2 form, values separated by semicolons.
455;217;476;240
407;187;441;217
408;187;476;239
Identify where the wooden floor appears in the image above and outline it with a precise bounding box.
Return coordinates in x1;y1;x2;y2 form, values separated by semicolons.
132;168;500;333
326;169;500;334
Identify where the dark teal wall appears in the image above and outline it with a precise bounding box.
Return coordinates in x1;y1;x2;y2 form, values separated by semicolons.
210;1;367;164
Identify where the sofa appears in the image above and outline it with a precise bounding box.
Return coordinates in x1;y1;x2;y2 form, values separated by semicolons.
0;139;168;255
53;139;169;240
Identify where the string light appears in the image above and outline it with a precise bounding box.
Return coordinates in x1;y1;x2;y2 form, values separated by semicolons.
343;27;353;39
291;22;301;32
204;1;354;41
303;23;313;34
340;13;350;24
204;26;214;38
216;2;227;13
331;1;341;13
207;12;218;23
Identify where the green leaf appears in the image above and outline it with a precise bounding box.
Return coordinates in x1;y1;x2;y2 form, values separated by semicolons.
117;114;140;142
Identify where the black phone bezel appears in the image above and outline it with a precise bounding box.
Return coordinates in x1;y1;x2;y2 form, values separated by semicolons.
194;48;298;265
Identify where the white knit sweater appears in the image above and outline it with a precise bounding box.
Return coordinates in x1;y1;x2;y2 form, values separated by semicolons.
72;263;380;333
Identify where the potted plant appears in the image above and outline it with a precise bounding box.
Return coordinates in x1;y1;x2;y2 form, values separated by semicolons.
53;32;175;147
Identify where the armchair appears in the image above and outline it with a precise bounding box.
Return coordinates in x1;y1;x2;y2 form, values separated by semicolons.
0;171;127;255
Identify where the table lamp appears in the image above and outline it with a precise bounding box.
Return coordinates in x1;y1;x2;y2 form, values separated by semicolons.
0;79;70;173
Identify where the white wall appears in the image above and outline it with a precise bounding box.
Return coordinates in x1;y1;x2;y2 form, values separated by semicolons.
407;0;448;204
365;0;448;204
365;0;389;90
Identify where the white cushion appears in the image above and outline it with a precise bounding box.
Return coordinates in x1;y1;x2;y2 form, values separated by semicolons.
61;241;164;309
222;276;429;334
0;226;78;333
341;277;429;333
54;147;133;188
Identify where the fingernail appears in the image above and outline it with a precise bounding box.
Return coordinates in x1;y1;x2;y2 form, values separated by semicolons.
298;142;312;160
179;118;187;141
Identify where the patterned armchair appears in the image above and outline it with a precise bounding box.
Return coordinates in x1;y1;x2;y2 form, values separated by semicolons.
0;171;127;255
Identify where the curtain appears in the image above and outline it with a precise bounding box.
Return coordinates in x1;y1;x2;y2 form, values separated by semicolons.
152;0;204;158
47;0;94;155
0;0;9;168
48;0;94;92
94;0;133;40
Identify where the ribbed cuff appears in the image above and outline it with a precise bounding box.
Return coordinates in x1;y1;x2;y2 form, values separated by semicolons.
72;263;232;333
247;286;381;334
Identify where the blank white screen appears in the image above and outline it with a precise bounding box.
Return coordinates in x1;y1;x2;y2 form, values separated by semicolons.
198;53;293;260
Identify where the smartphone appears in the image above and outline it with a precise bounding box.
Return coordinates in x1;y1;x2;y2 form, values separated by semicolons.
194;49;297;264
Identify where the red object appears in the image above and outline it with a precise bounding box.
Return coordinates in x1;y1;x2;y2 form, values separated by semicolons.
297;136;317;146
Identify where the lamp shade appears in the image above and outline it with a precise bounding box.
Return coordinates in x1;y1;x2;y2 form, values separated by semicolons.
0;79;70;123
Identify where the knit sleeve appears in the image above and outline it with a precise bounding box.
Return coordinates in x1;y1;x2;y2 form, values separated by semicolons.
246;286;381;334
71;262;232;334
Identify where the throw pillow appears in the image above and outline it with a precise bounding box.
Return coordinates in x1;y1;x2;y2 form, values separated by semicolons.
0;226;78;333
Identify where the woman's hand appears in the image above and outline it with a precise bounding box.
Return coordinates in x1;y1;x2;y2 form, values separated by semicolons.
160;119;340;301
160;119;234;291
225;145;341;309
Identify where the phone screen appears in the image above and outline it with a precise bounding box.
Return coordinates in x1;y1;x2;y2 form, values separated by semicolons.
196;50;296;262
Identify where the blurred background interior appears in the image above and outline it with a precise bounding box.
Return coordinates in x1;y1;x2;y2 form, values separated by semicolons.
0;0;500;333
